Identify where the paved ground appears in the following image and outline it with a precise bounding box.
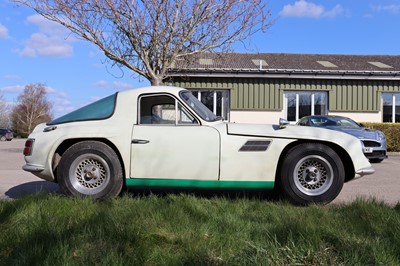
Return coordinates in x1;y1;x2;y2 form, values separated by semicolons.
0;139;59;199
1;139;399;205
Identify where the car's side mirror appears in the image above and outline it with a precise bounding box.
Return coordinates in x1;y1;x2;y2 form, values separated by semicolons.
279;118;289;129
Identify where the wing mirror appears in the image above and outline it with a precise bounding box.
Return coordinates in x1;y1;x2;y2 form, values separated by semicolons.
279;118;289;129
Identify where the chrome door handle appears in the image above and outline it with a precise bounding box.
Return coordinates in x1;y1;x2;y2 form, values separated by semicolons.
132;139;150;144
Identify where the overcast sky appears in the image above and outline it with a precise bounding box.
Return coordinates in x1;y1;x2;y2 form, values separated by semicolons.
1;0;400;118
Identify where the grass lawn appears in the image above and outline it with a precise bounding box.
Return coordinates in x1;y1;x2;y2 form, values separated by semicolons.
0;193;399;265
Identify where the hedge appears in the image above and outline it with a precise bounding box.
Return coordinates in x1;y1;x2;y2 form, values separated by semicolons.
362;123;400;152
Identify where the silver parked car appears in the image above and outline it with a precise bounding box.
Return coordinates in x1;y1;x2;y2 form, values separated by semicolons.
297;115;387;163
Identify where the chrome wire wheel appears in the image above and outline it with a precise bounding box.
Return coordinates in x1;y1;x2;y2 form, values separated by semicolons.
69;154;111;195
293;155;334;197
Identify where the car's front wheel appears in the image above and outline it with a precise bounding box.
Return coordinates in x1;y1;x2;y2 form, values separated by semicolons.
279;143;345;205
58;141;123;199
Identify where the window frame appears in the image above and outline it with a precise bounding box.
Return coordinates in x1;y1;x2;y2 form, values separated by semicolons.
137;93;200;126
284;91;328;122
382;93;400;123
190;89;230;121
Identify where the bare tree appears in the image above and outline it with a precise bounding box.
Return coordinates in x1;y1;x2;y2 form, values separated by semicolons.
0;93;10;128
13;0;272;85
11;83;53;137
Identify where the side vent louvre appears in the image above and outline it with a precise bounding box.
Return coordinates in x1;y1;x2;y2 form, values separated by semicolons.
239;140;271;152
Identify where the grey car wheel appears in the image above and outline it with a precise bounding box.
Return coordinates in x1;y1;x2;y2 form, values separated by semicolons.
0;136;6;141
68;153;111;195
280;143;345;205
292;155;334;197
58;141;123;199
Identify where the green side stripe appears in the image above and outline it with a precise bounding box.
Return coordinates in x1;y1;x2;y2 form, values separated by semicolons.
125;178;274;189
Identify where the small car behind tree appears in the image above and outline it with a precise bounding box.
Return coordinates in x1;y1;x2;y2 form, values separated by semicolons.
23;86;374;205
0;129;13;141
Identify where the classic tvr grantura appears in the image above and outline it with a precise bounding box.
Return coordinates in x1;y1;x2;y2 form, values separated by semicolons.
23;86;374;205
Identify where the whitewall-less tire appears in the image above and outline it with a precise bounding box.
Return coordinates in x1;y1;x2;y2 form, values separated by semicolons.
58;141;123;199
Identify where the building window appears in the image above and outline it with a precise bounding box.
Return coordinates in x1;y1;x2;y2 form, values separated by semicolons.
383;93;400;123
191;90;230;121
284;91;328;122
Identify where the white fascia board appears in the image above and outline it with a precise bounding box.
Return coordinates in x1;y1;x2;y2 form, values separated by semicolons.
168;70;400;80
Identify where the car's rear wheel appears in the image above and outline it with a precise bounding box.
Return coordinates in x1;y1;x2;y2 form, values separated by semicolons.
279;143;345;205
0;136;6;141
58;141;123;199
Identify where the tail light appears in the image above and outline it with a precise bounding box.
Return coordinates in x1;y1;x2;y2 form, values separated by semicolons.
23;139;35;156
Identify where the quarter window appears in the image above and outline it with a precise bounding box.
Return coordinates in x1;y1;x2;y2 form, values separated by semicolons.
383;93;400;122
285;91;327;122
48;93;117;125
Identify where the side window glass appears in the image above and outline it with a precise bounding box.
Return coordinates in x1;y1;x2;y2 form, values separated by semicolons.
178;103;198;125
152;104;175;124
139;95;198;125
139;95;175;124
298;118;306;126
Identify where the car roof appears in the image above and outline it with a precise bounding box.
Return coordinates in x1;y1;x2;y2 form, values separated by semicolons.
304;115;345;118
117;86;186;99
303;115;351;120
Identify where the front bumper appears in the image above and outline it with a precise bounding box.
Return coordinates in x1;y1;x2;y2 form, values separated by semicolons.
364;150;387;160
355;166;375;179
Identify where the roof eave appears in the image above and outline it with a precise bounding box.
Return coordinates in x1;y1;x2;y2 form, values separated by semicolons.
167;68;400;80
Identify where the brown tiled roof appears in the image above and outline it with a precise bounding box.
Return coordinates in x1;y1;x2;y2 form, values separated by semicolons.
169;53;400;77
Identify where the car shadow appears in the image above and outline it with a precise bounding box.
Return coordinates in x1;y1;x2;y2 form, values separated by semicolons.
4;182;282;202
5;181;60;199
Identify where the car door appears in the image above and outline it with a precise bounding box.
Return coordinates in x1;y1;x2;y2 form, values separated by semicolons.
130;93;220;181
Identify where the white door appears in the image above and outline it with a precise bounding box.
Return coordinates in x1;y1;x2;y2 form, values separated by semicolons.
130;93;220;180
130;125;220;180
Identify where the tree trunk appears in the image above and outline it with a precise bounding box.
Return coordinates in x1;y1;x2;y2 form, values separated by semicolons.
150;77;162;86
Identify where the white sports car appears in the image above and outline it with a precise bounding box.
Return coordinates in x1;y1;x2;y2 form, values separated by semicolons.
23;86;374;204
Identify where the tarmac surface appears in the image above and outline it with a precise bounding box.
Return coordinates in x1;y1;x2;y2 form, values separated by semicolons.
1;139;399;205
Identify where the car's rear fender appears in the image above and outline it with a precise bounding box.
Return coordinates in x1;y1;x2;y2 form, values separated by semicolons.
52;138;126;183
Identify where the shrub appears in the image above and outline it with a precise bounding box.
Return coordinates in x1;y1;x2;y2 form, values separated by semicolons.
363;123;400;152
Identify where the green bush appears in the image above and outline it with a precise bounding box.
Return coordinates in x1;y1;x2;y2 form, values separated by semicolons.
363;123;400;152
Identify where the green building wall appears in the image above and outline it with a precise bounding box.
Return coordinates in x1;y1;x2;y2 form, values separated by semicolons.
172;76;400;113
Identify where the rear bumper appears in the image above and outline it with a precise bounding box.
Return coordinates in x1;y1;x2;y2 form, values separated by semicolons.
22;164;45;173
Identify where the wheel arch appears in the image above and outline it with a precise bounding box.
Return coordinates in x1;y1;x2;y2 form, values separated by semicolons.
275;139;355;185
52;138;126;183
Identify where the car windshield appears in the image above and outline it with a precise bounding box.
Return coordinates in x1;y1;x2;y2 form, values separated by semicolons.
311;116;361;128
48;93;117;125
180;91;219;122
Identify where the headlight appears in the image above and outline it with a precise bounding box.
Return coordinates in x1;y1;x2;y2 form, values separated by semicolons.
377;131;386;140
